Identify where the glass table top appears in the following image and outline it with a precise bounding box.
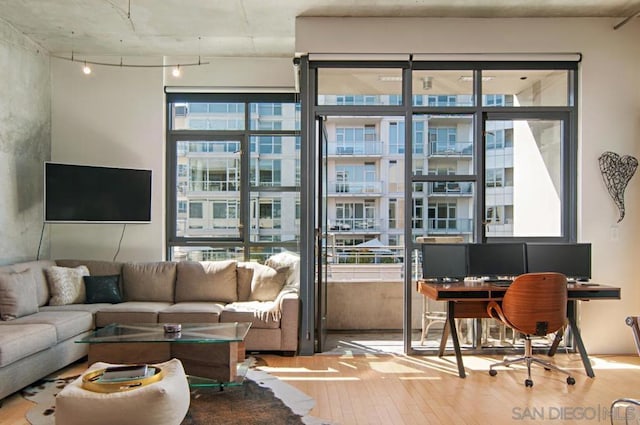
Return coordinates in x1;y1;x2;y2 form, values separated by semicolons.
77;322;252;344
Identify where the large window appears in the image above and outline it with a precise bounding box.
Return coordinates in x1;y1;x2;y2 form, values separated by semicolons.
167;94;300;262
411;64;576;243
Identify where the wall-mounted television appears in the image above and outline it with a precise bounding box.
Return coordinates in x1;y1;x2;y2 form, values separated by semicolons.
44;162;152;223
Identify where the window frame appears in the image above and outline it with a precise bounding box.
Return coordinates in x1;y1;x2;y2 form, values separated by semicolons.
166;92;300;261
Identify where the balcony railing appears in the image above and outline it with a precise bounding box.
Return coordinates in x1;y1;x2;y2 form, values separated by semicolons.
427;182;473;196
327;141;382;156
428;141;473;157
328;218;383;232
423;218;474;234
328;181;383;195
189;182;239;192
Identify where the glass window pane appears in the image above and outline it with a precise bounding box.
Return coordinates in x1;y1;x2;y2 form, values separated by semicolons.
317;68;403;106
324;115;387;156
412;70;474;106
413;115;474;173
250;191;300;243
171;102;245;130
171;246;244;262
482;70;570;107
485;119;562;237
249;246;300;263
250;136;299;188
176;140;241;239
250;102;300;130
412;182;475;243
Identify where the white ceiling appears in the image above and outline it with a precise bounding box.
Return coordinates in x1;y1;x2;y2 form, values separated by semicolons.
2;0;640;58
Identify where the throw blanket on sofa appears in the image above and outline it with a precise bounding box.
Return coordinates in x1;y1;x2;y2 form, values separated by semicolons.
226;284;298;322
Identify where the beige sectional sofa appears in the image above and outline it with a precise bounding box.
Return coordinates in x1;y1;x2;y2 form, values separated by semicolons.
0;252;300;401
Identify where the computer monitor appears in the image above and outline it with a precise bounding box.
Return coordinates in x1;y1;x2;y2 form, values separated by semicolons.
526;243;592;281
467;243;527;279
421;244;468;282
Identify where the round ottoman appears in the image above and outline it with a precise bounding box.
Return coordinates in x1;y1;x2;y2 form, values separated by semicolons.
55;358;190;425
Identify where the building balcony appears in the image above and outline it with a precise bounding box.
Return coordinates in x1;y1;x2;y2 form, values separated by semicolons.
426;182;473;196
412;218;473;235
188;182;239;192
328;218;383;233
427;141;474;158
327;141;383;157
328;181;383;196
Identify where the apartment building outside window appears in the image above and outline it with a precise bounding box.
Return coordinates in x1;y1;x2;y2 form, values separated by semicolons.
166;93;300;262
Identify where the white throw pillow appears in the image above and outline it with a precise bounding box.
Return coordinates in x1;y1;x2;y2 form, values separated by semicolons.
248;263;288;302
45;265;90;305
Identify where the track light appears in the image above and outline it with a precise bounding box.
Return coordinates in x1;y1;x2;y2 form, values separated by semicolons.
172;65;181;77
82;62;92;75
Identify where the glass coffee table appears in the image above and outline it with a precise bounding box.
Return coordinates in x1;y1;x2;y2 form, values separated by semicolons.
76;322;251;387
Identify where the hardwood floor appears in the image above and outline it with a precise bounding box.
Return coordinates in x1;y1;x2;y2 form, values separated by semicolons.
2;353;640;425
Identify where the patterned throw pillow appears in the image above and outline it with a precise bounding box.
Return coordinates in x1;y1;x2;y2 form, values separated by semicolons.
45;266;90;306
0;269;39;320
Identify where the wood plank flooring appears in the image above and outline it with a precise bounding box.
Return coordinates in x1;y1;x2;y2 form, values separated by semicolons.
2;353;640;425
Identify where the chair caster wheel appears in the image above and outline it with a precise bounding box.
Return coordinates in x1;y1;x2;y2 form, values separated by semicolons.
544;367;551;371
525;379;534;387
489;369;497;377
567;376;575;385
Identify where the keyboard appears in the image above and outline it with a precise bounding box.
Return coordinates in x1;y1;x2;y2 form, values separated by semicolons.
485;279;513;287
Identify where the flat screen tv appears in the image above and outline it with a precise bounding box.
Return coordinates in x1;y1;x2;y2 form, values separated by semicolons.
526;243;592;281
44;162;152;223
421;244;468;282
467;243;526;279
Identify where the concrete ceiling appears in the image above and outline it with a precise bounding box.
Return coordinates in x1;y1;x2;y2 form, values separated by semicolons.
2;0;640;58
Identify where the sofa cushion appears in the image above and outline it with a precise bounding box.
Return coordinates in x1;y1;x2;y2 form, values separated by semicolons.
40;303;112;316
84;275;122;304
0;323;57;367
123;262;176;302
56;260;124;277
236;263;254;301
95;301;173;327
175;260;237;303
0;269;39;320
45;265;90;305
1;260;57;307
248;263;288;302
5;311;93;342
158;302;225;323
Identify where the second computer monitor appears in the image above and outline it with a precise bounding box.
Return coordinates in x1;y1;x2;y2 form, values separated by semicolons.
526;243;592;281
467;243;527;279
421;244;468;281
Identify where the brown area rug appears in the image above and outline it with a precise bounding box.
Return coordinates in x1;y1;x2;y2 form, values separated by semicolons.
22;368;331;425
183;377;303;425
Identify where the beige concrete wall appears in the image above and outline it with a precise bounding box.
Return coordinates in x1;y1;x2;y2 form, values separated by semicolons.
297;17;640;354
327;280;424;330
0;20;51;265
50;57;165;262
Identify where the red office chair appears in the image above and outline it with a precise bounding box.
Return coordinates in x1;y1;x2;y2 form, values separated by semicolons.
487;272;575;387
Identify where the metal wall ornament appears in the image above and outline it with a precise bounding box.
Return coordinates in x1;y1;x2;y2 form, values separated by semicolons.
598;151;638;222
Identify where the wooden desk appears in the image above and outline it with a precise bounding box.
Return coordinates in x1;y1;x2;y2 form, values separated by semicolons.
416;280;621;378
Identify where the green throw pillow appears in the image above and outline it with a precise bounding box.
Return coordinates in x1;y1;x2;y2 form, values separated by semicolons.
83;275;122;304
